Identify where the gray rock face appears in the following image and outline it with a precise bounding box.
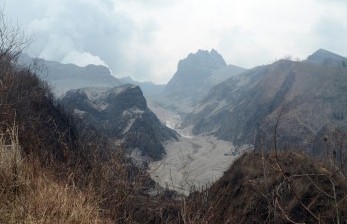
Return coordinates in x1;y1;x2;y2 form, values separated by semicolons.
157;49;245;114
184;50;347;155
61;85;177;160
165;49;227;93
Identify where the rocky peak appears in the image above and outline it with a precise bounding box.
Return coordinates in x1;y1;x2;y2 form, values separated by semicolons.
210;48;226;65
156;49;245;115
166;49;227;93
181;49;226;69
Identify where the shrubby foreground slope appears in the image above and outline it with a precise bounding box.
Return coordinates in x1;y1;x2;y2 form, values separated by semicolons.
0;22;180;222
187;151;347;223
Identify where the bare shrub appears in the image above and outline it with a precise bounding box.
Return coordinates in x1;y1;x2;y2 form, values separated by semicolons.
185;151;347;224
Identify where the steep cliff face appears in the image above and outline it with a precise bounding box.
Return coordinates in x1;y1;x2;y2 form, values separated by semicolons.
61;85;177;160
156;49;244;114
184;49;347;155
165;49;227;95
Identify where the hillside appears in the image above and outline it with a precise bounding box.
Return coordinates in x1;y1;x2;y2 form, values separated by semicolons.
306;49;347;67
184;49;347;158
186;151;347;223
0;40;181;223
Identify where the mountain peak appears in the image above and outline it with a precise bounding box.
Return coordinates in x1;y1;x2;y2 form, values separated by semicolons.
167;49;227;89
306;49;347;67
311;48;341;57
185;49;227;67
210;48;219;55
315;48;333;54
164;49;228;103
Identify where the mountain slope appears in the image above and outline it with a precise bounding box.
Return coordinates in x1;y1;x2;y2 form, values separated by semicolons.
187;151;347;223
184;50;347;155
306;48;347;67
207;64;246;86
61;85;177;160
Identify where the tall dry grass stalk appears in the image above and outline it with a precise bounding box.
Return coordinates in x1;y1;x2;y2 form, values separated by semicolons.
0;126;100;224
0;125;21;175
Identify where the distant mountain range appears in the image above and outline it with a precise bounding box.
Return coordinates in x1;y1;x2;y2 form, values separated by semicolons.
119;76;165;97
21;54;168;99
43;62;122;96
183;49;347;156
19;54;122;97
21;48;347;160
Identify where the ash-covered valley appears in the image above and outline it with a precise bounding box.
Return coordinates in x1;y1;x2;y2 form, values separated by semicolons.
36;48;347;195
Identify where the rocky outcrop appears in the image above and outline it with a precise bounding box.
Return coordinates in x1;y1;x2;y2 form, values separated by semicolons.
165;49;227;95
61;85;177;160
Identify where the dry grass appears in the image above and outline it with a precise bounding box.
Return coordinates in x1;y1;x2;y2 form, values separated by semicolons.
0;127;100;224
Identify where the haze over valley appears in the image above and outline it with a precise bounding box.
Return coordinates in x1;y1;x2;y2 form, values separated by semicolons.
29;47;347;196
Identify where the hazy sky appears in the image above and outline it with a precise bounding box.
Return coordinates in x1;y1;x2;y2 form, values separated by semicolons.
2;0;347;84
